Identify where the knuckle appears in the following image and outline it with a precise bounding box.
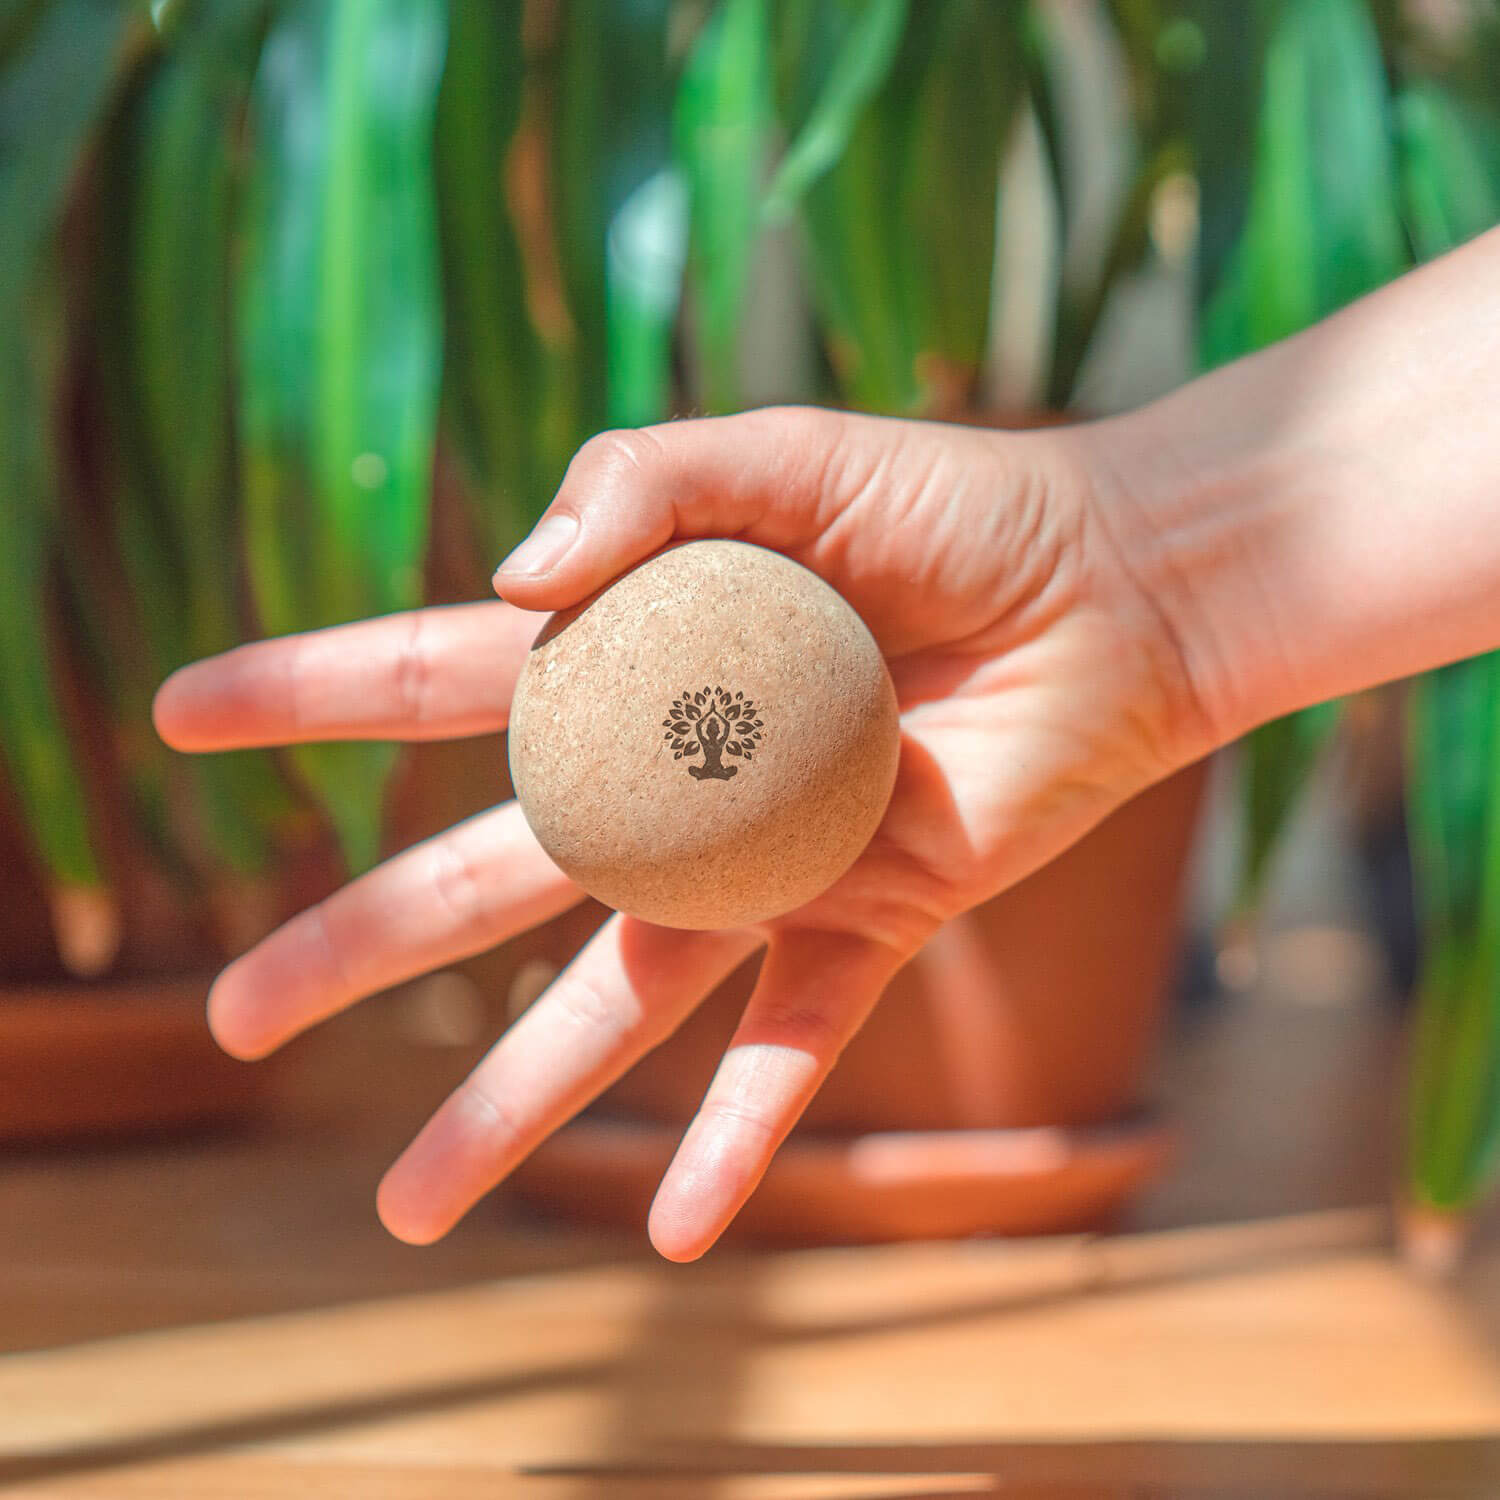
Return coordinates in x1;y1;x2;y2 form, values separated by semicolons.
749;404;845;480
284;638;319;734
550;972;622;1039
749;997;842;1053
701;1094;778;1144
429;839;485;934
571;427;667;487
394;611;436;728
452;1077;522;1142
310;901;362;999
859;886;951;955
766;403;843;448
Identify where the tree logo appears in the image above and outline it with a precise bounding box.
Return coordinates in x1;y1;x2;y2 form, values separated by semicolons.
663;687;763;781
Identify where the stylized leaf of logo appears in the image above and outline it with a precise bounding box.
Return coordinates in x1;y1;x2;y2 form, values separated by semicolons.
663;686;763;779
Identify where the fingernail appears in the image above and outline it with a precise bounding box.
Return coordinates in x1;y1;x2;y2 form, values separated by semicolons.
497;512;578;581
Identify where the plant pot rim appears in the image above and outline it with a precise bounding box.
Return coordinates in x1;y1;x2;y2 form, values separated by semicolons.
510;1112;1176;1247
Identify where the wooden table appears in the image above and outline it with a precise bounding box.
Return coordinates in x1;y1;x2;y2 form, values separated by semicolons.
4;941;1500;1497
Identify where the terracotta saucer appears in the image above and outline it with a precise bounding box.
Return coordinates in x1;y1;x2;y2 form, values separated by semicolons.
0;979;270;1144
509;1114;1176;1246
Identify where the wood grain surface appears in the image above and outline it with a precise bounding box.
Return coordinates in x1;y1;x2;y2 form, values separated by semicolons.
2;951;1498;1497
3;1220;1500;1496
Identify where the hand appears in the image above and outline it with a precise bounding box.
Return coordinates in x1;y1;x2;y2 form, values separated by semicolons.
153;406;1211;1260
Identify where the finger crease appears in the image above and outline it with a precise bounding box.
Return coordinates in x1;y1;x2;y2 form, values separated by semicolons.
554;974;626;1039
311;902;362;1001
453;1078;521;1143
703;1096;778;1144
429;840;484;935
284;642;318;736
395;611;436;727
751;1002;841;1051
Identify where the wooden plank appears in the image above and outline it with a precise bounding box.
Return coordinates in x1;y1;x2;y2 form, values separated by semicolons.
2;1217;1500;1498
0;1460;987;1500
2;982;1494;1497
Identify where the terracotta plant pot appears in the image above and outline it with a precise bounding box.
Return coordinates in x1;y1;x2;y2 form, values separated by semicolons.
0;978;271;1144
511;757;1208;1244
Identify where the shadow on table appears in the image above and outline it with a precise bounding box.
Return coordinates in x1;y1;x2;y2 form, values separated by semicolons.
0;1359;614;1490
0;1214;1444;1496
529;1435;1500;1497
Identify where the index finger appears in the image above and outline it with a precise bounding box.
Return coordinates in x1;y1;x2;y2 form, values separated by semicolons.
153;601;542;751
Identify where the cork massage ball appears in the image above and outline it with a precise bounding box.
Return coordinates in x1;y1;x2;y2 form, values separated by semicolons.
508;540;900;929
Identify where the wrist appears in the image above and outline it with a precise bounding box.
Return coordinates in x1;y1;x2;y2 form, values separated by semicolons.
1076;372;1327;759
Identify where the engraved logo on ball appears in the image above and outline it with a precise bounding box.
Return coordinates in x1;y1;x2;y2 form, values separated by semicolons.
663;687;763;781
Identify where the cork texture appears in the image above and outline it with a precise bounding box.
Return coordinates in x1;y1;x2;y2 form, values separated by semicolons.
508;540;900;929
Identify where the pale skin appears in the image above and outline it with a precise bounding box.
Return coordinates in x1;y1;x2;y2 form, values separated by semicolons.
154;226;1500;1262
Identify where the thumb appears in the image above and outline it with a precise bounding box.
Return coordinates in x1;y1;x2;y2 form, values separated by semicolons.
492;407;845;611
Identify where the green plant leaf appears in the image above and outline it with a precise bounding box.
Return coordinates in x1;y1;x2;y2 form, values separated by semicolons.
100;0;291;877
761;0;906;222
239;0;446;872
1239;697;1339;902
435;0;543;556
1407;657;1500;1209
1410;662;1499;957
1395;81;1500;262
1197;0;1408;366
1040;0;1213;409
1407;936;1500;1210
1192;0;1409;903
0;0;135;887
0;284;101;889
675;0;775;412
1176;0;1264;321
775;0;1018;413
900;0;1023;384
552;0;679;434
0;0;43;63
771;0;912;409
1398;73;1500;1214
1021;1;1071;254
114;1;263;629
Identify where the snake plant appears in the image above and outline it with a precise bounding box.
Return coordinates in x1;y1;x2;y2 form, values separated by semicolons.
1180;0;1500;1240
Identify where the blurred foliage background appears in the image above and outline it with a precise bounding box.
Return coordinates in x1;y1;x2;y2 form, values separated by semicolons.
2;0;1499;1218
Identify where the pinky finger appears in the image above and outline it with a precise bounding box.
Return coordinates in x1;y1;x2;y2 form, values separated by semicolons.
646;930;904;1263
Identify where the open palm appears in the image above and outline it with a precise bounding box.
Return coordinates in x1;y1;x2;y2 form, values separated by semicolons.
154;406;1206;1260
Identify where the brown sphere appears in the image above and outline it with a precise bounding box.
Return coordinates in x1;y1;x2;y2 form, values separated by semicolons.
508;540;900;929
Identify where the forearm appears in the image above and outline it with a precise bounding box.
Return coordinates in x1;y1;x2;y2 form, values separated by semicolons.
1099;224;1500;754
